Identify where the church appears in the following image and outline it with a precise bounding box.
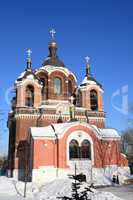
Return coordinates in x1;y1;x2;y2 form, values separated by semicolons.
8;30;129;185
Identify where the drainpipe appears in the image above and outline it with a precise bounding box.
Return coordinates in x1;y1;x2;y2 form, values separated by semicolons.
90;161;93;184
85;110;89;123
51;124;59;178
36;108;44;127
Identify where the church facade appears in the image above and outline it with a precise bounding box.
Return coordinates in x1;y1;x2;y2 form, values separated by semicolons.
8;31;129;184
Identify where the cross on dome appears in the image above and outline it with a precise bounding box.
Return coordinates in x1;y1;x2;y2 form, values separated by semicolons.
50;29;56;40
27;49;32;59
85;56;90;64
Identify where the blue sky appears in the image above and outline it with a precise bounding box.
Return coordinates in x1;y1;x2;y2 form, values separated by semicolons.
0;0;133;155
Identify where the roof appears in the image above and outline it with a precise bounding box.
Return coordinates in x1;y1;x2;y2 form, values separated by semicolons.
42;41;65;67
30;122;75;138
37;65;77;83
42;56;65;67
16;68;41;84
80;76;102;88
30;121;120;140
99;128;120;139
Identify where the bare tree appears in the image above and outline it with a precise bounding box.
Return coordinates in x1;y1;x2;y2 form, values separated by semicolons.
121;129;133;155
121;129;133;174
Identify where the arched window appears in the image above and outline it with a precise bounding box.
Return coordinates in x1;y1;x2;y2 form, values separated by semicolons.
81;140;91;159
76;91;82;107
68;80;73;96
90;90;98;111
69;140;79;159
54;78;61;95
25;85;34;107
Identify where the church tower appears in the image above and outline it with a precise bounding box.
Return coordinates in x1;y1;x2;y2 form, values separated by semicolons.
76;57;105;127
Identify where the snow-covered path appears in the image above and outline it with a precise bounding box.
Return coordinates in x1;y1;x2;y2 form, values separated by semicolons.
0;176;124;200
98;185;133;200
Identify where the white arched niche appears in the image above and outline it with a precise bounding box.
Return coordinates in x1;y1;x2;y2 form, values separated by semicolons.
66;130;94;167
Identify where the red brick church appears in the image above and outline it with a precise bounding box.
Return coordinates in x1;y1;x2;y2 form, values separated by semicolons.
8;30;129;185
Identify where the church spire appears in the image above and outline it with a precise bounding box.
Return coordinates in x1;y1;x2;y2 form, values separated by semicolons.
26;49;32;71
42;29;65;67
85;56;91;77
48;29;57;57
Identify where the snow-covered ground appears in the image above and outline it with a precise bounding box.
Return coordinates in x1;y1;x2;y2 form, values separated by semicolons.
98;185;133;200
0;176;123;200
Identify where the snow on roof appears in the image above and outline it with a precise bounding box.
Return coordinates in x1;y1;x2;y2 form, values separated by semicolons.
38;65;77;82
30;122;78;138
81;76;97;85
17;71;26;79
30;121;120;140
31;126;55;138
99;128;120;139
